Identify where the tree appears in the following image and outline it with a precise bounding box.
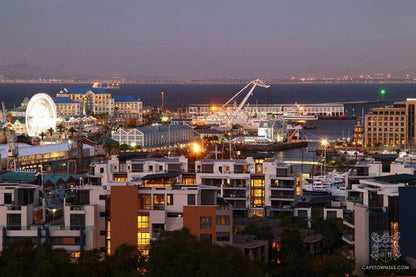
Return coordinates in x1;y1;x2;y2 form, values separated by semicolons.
105;243;144;277
313;250;354;277
39;131;46;144
0;238;35;276
47;127;54;143
57;123;66;141
146;228;264;277
312;218;343;253
242;223;274;240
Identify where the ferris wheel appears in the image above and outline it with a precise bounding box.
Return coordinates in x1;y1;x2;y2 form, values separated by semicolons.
25;93;57;137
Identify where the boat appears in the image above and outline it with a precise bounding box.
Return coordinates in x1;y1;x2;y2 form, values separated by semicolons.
92;82;120;90
281;112;318;121
302;170;346;197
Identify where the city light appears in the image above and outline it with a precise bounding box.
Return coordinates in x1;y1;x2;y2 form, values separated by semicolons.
192;142;201;154
321;139;329;147
380;89;386;95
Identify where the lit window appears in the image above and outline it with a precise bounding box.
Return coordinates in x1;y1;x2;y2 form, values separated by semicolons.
200;217;212;229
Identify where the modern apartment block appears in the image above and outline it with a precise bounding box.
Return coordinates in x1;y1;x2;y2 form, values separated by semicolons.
88;154;303;218
364;99;416;148
109;184;233;255
344;159;416;272
0;183;102;255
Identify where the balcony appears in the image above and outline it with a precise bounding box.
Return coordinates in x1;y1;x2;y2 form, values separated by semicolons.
151;205;165;210
342;232;355;244
6;205;22;210
343;214;354;227
346;196;362;204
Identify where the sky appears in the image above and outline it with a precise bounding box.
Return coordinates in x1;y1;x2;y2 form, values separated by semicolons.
0;0;415;78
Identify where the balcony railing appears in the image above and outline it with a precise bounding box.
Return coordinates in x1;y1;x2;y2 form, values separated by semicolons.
342;232;355;242
343;214;354;226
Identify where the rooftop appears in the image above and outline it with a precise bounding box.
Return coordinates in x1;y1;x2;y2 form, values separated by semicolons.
113;95;139;102
58;87;110;95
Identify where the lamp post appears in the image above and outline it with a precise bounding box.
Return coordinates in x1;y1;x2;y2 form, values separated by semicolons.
321;139;329;176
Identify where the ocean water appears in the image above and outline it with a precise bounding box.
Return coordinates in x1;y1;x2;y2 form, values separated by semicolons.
1;82;415;166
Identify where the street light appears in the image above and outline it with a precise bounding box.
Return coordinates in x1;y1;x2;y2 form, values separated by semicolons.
321;139;329;176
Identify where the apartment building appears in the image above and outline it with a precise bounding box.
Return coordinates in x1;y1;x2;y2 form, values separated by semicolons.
88;155;302;217
344;175;416;272
344;159;416;271
0;183;101;256
109;184;233;255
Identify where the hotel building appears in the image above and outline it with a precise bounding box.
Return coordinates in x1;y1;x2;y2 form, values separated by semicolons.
55;87;142;125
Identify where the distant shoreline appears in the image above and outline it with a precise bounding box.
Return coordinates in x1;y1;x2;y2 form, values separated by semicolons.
1;80;416;85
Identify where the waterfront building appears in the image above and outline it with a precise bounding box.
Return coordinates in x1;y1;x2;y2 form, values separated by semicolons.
111;124;196;149
364;101;406;148
258;119;287;142
56;115;97;130
0;142;94;170
113;95;143;124
52;97;81;117
189;103;345;119
55;87;142;125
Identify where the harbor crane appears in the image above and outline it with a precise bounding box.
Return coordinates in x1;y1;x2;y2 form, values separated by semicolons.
222;79;270;128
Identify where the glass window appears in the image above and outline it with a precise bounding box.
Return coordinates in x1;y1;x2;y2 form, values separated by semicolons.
167;194;173;205
200;234;212;243
187;194;195;205
4;193;12;204
216;215;230;225
200;217;212;229
216;232;230;242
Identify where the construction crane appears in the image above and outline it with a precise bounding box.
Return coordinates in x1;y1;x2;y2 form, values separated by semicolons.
222;79;270;113
222;79;270;128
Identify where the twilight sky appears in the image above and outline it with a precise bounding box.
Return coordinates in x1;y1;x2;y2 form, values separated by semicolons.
0;0;415;78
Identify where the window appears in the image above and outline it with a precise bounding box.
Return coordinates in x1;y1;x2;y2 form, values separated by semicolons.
167;194;173;205
99;194;107;200
153;194;165;206
4;193;12;204
138;214;149;229
100;168;104;173
216;232;230;242
167;212;183;218
200;217;212;229
149;165;153;171
7;214;21;230
297;210;308;218
187;194;195;205
70;214;85;230
200;234;212;243
216;215;230;225
326;210;337;219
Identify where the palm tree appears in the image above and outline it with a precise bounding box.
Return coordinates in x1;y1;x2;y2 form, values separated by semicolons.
47;127;54;143
39;132;46;145
56;123;65;142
